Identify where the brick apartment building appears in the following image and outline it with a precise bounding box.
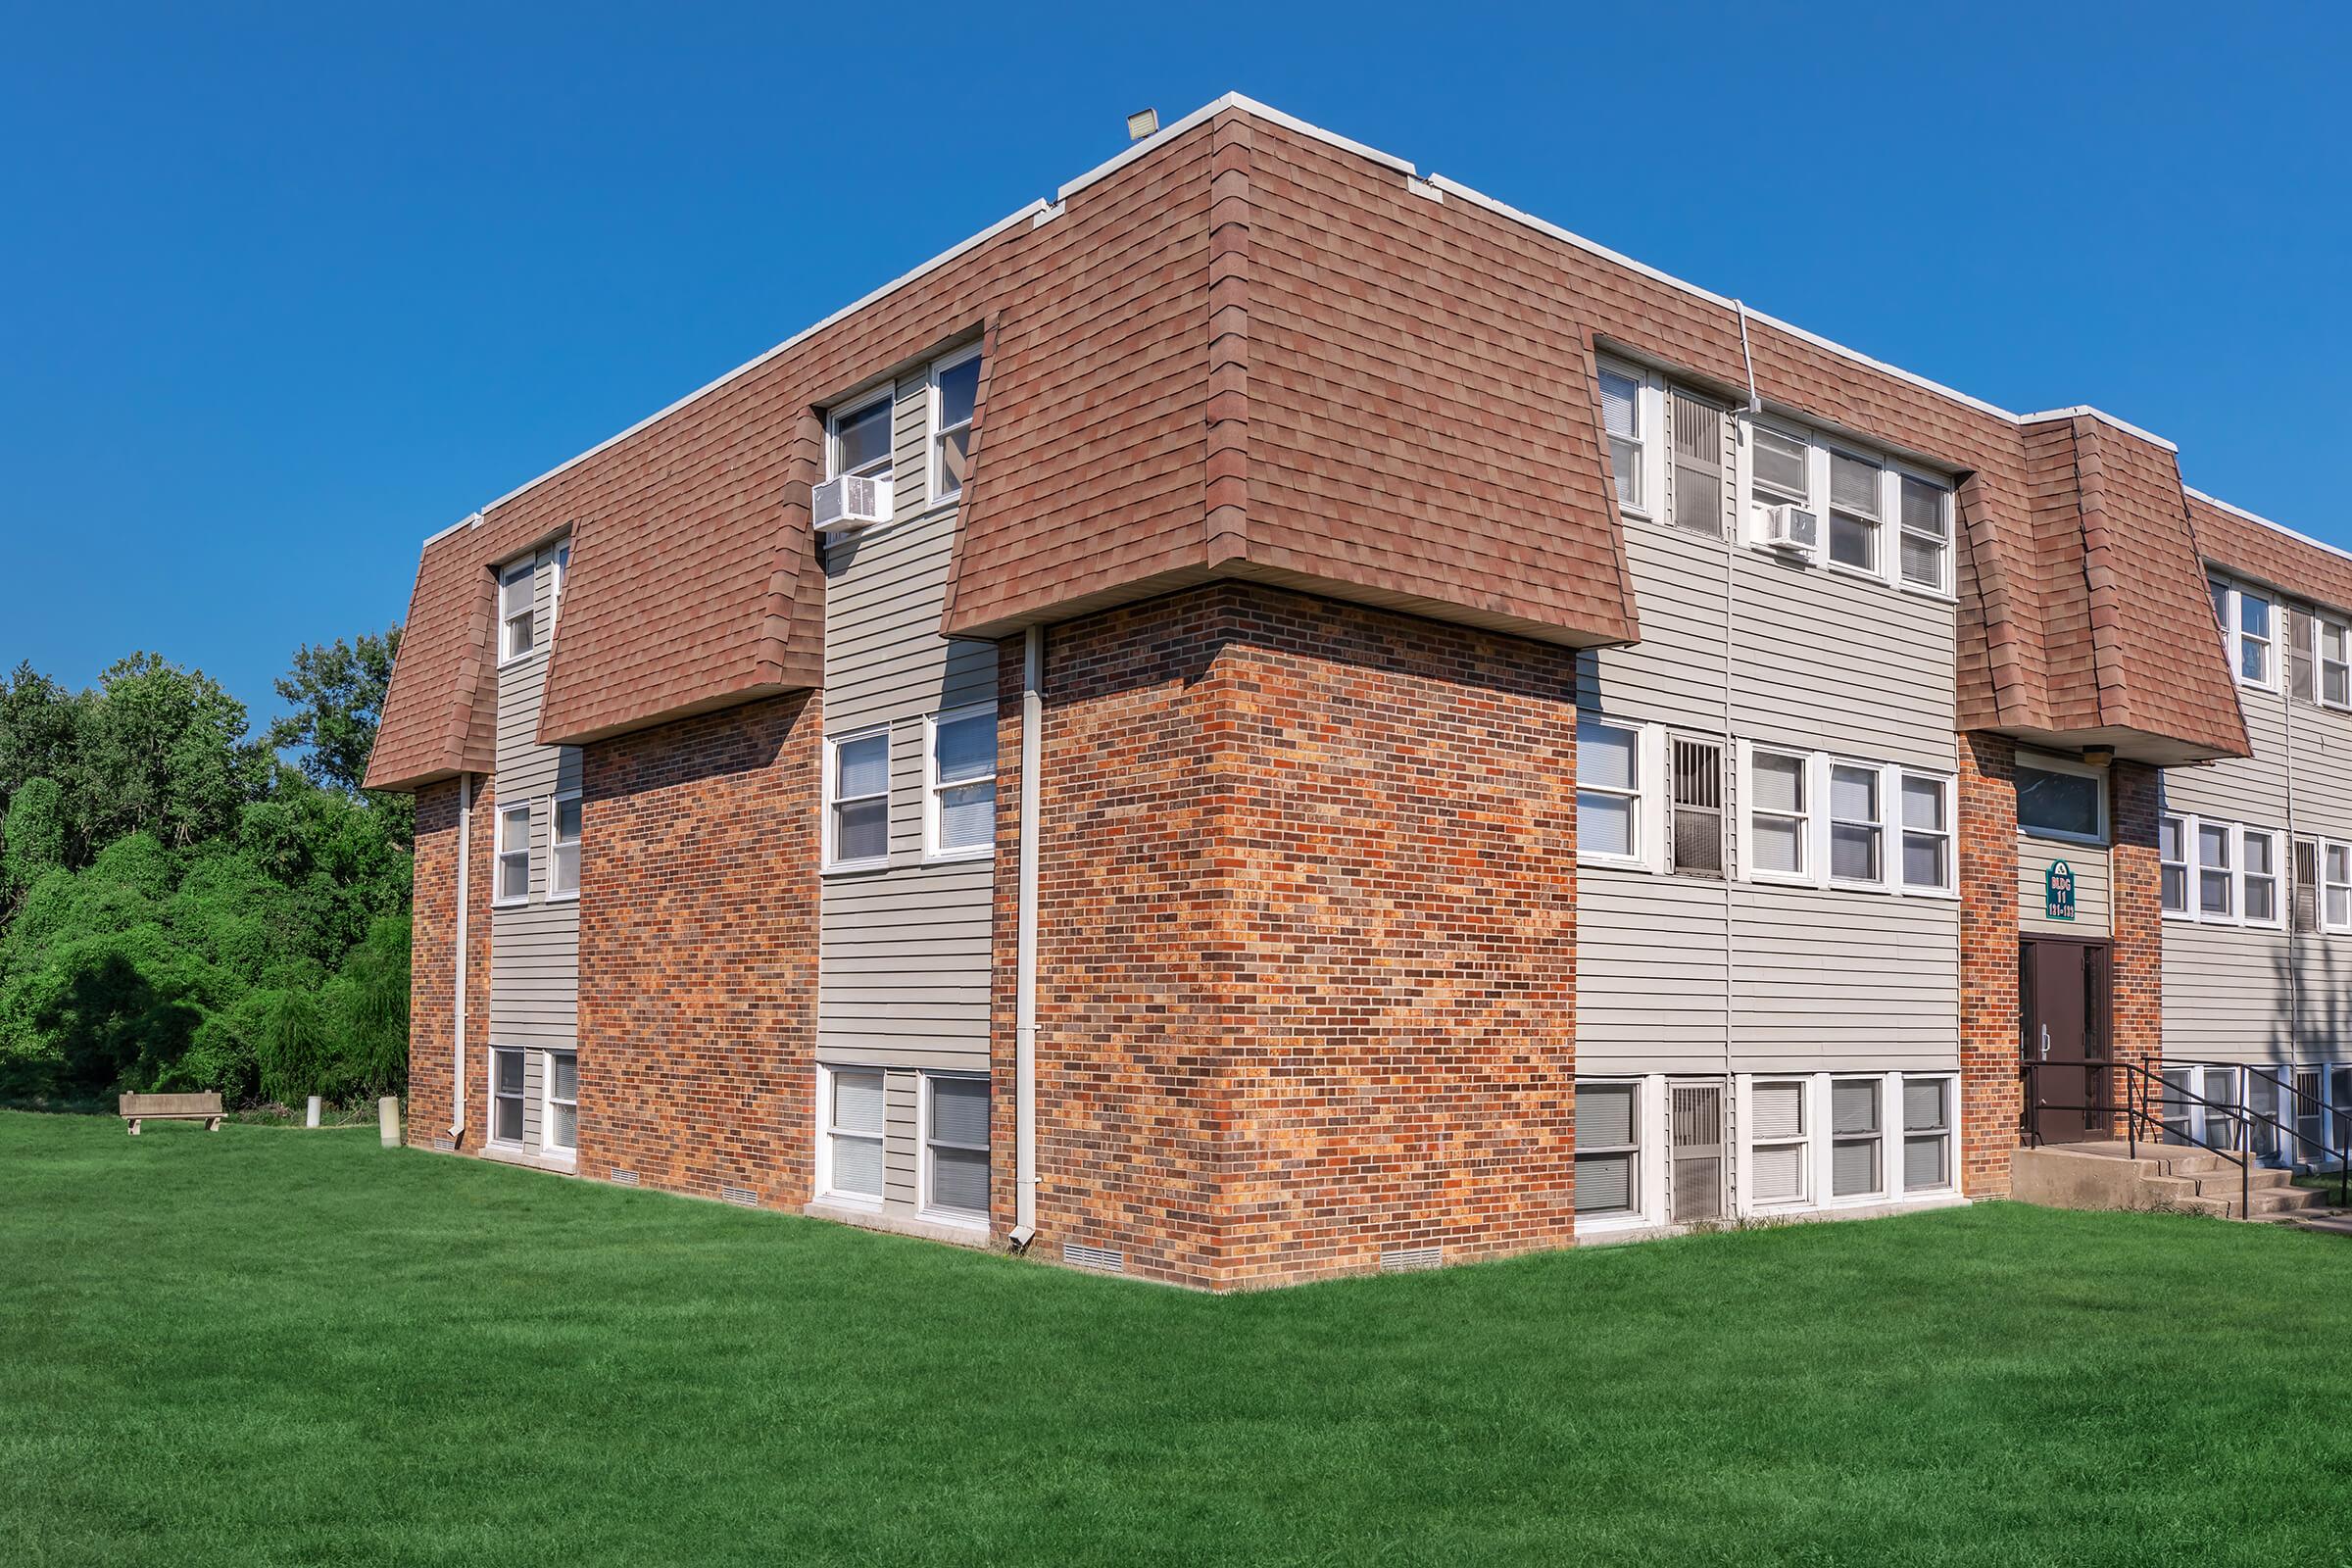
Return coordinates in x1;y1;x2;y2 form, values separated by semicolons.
366;95;2352;1289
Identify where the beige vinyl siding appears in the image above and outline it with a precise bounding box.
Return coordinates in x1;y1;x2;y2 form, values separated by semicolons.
490;543;581;1051
2164;674;2352;1063
1578;429;1960;1078
818;369;998;1074
2018;836;2111;937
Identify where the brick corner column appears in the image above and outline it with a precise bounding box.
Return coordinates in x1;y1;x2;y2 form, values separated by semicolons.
1958;730;2020;1196
2107;759;2164;1131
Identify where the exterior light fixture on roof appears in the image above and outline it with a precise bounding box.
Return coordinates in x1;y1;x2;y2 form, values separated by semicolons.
1126;107;1158;141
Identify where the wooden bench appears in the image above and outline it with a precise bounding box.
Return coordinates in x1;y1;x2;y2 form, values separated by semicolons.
120;1093;224;1135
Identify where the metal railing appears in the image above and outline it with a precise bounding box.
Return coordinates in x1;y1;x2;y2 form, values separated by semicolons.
2019;1056;2352;1216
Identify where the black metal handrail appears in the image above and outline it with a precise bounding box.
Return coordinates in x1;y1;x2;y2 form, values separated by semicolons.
2025;1055;2352;1214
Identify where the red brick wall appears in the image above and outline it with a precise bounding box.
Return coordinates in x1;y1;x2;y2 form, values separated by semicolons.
1958;732;2021;1195
574;695;820;1204
2110;760;2164;1122
407;774;493;1152
995;585;1580;1290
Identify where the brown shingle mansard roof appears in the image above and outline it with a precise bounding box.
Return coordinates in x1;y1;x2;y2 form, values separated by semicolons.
368;93;2293;791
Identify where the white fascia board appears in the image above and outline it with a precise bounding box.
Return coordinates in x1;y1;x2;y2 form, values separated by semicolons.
2013;405;2179;453
2185;487;2352;570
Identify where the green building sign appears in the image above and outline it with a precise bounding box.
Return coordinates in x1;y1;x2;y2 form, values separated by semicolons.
2044;859;2077;921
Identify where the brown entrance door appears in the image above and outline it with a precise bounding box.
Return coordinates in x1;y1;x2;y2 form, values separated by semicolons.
2020;938;2111;1143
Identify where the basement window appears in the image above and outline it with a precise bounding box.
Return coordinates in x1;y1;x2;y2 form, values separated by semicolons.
1902;1077;1952;1193
1830;1078;1883;1199
822;1068;885;1203
545;1052;577;1153
922;1073;991;1224
1575;1081;1641;1218
491;1049;525;1145
1748;1081;1808;1206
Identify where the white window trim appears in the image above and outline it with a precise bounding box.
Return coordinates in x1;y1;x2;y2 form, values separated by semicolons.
498;560;537;666
926;342;981;506
2168;810;2286;928
1595;358;1663;523
488;1046;527;1149
826;383;896;482
2212;576;2281;694
822;725;893;874
1731;746;1956;899
2160;810;2191;921
2014;751;2109;848
1739;1075;1812;1212
1737;740;1814;888
548;790;582;902
2323;839;2352;935
1893;469;1956;601
1736;414;1956;601
1898;1072;1958;1198
1573;1076;1647;1228
917;1070;991;1229
548;543;570;646
922;705;998;863
1895;769;1957;896
1821;1074;1888;1206
542;1050;577;1157
493;801;533;907
814;1064;885;1209
1821;444;1886;586
2321;615;2352;710
1577;712;1665;873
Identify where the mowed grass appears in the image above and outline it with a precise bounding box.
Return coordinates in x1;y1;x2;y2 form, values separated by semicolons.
6;1112;2352;1566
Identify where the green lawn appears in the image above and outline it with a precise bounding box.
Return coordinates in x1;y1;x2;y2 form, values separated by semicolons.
7;1112;2352;1566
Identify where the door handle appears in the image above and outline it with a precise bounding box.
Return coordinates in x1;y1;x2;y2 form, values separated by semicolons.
2039;1025;2052;1061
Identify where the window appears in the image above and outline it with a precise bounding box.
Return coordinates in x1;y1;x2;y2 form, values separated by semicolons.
1578;715;1643;864
492;1049;525;1144
2326;620;2352;709
825;730;891;869
545;1052;577;1152
1828;763;1882;884
550;544;570;640
1668;736;1724;878
1898;772;1953;893
1750;424;1810;518
2212;577;2278;690
926;707;996;859
550;795;581;898
2294;837;2320;933
1575;1081;1640;1217
1903;1077;1952;1192
1830;1078;1882;1199
1748;1081;1807;1206
2327;842;2352;932
1598;367;1646;515
1826;450;1883;573
2197;820;2233;918
2160;813;2188;915
2243;829;2280;925
1898;475;1951;593
1747;748;1810;881
923;1074;991;1222
2015;758;2105;844
930;346;980;503
496;803;531;904
1667;389;1725;538
2289;609;2318;702
499;561;535;662
829;389;894;481
822;1068;885;1202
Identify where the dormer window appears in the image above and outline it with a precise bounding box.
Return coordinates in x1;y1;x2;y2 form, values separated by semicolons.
829;389;894;481
500;561;535;662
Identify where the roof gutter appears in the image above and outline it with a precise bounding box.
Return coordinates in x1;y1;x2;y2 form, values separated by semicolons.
1010;625;1044;1249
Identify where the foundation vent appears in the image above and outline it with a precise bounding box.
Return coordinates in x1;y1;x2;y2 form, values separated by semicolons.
720;1185;759;1207
610;1168;639;1187
1381;1246;1445;1273
431;1137;456;1152
1061;1243;1125;1273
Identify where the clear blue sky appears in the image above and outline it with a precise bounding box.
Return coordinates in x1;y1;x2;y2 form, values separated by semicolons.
5;2;2345;725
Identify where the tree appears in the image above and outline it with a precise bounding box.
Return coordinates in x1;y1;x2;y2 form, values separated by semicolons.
74;655;268;854
268;629;400;795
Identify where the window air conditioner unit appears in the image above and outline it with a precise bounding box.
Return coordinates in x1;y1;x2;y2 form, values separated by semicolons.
1758;503;1819;554
812;474;894;537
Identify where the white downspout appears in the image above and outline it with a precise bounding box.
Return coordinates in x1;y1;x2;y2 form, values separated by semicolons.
1011;626;1043;1247
451;771;471;1139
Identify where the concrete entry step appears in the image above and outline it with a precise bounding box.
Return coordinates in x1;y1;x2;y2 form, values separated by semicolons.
2013;1142;2352;1225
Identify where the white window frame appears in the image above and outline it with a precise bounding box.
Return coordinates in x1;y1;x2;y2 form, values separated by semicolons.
1899;1073;1957;1196
1574;1077;1644;1224
494;801;532;906
918;1070;992;1228
2014;752;2108;847
822;726;893;873
2325;839;2352;935
814;1064;886;1208
2212;576;2281;693
1825;1075;1886;1203
1737;416;1956;601
1826;759;1886;890
548;543;570;643
1895;769;1956;895
543;1050;577;1155
2168;810;2287;928
1595;359;1661;522
1895;471;1955;599
826;384;896;482
1577;712;1664;873
2160;811;2190;919
1822;446;1885;583
1738;741;1814;887
927;342;981;507
1742;1078;1811;1210
923;705;997;863
498;560;536;665
2323;616;2352;710
489;1047;527;1147
549;791;581;901
1742;416;1815;552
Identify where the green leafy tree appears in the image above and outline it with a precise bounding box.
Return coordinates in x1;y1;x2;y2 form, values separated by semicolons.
266;629;411;843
